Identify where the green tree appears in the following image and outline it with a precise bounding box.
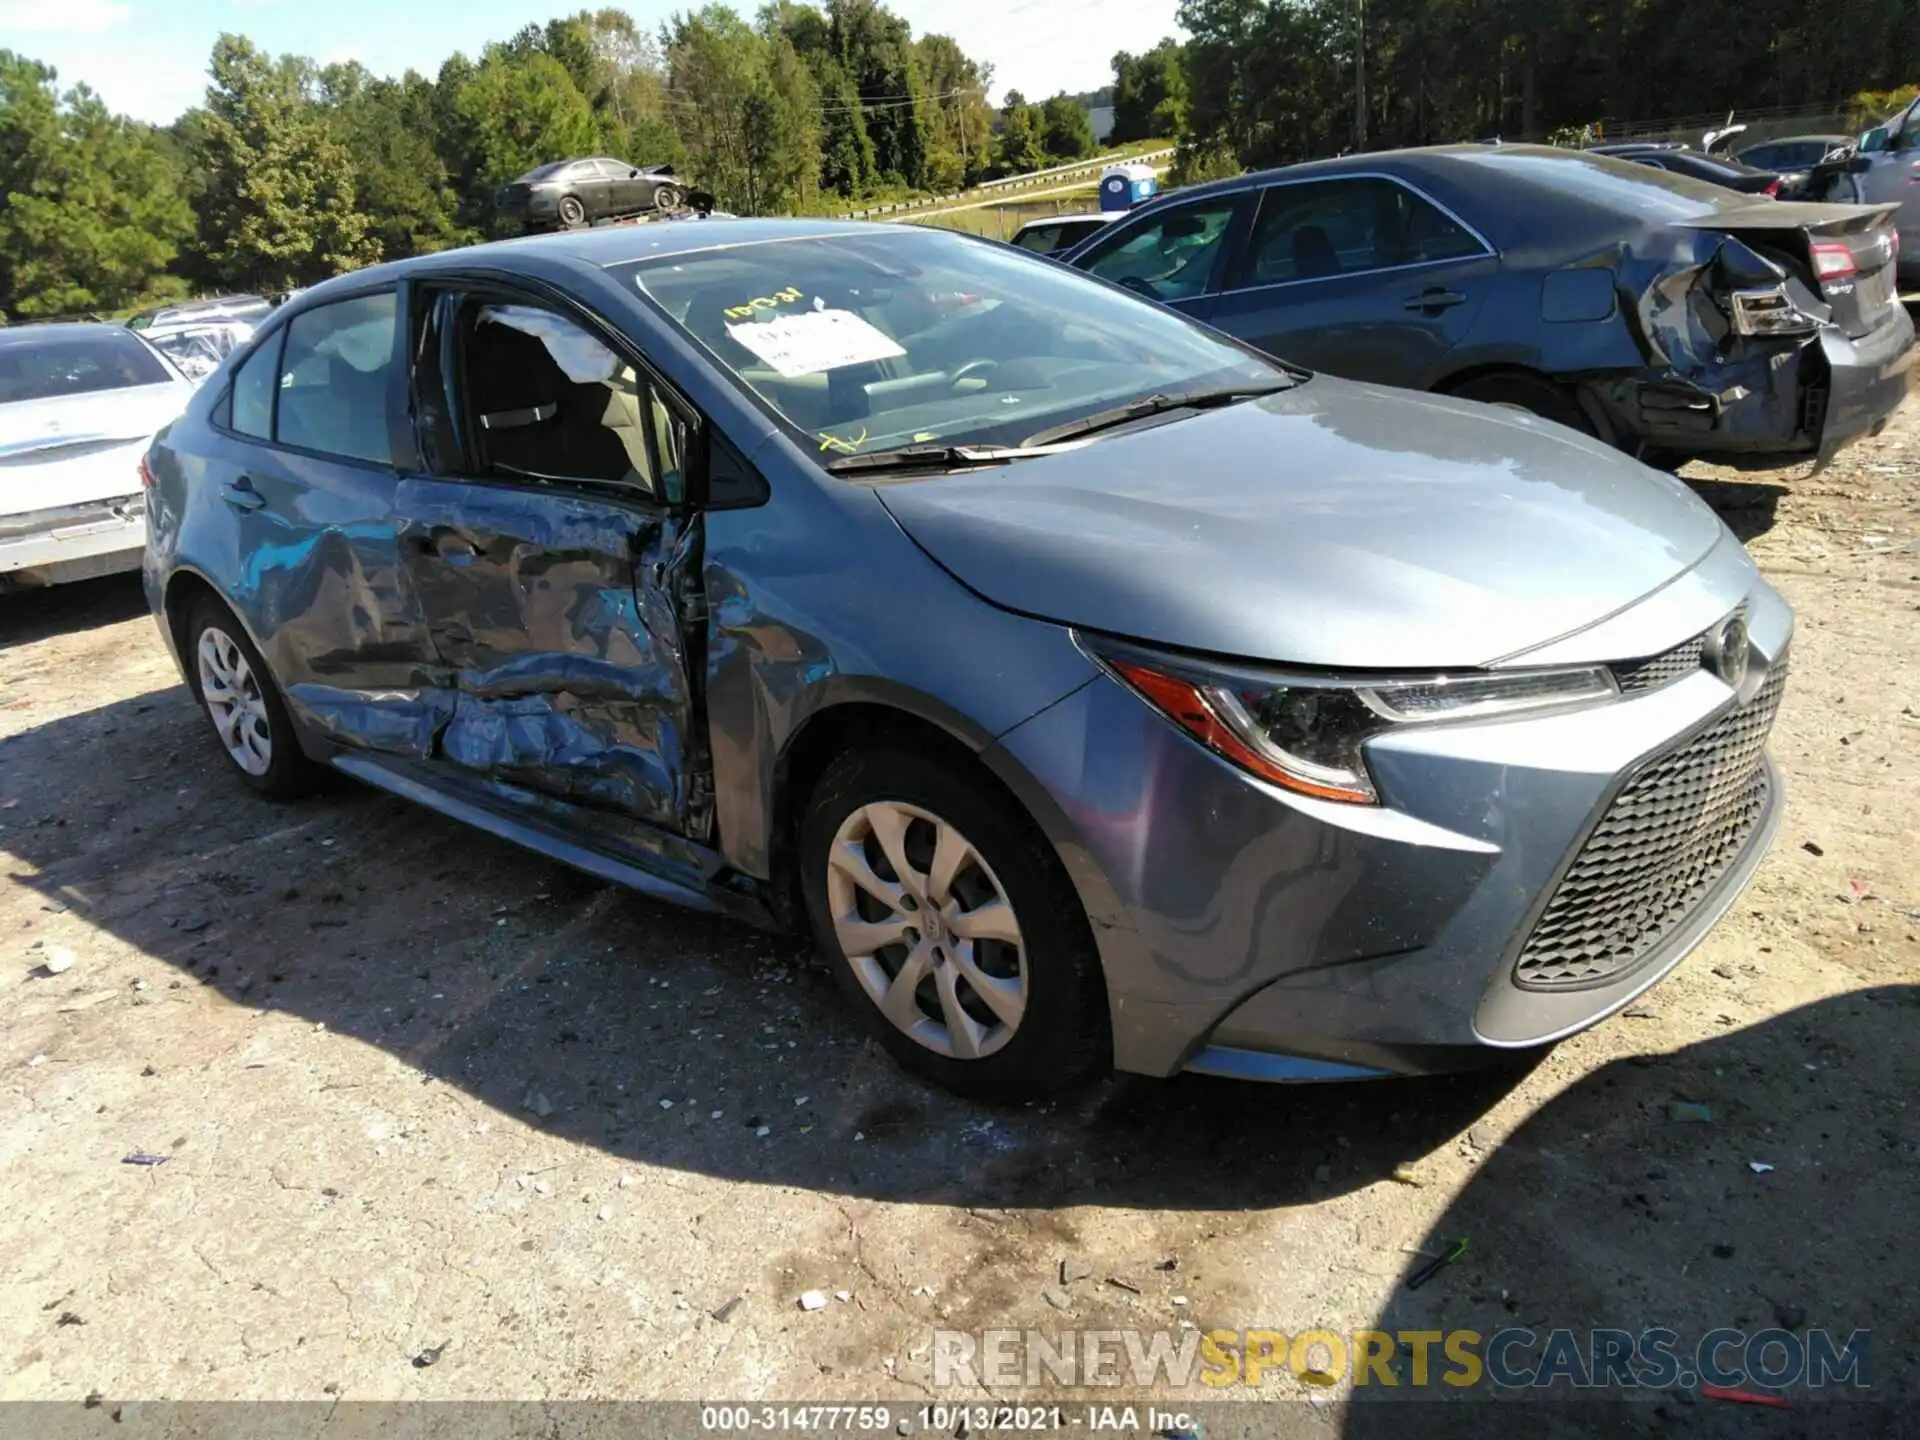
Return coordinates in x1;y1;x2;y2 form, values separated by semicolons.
0;51;193;318
1111;38;1186;143
320;64;466;260
993;90;1045;174
1039;94;1094;160
453;46;600;229
667;6;821;214
191;35;376;292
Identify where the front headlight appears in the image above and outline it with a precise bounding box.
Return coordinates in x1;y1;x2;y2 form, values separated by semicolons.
1087;638;1617;805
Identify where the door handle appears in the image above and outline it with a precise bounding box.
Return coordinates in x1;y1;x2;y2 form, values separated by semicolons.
1405;288;1468;313
220;476;267;512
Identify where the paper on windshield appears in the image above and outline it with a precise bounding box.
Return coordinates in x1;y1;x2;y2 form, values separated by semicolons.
725;309;905;378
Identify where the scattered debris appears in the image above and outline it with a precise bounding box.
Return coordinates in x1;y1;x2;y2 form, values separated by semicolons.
755;1126;771;1138
1711;1243;1735;1259
658;1099;675;1110
40;947;75;976
1389;1163;1424;1187
798;1290;828;1312
1622;1006;1661;1020
1774;1302;1807;1329
120;1153;170;1167
1407;1237;1469;1291
712;1296;744;1323
26;1054;46;1068
834;1289;851;1303
1711;965;1736;980
1749;1161;1775;1174
521;1089;553;1119
1466;1124;1498;1152
1106;1275;1141;1295
55;1312;84;1327
1060;1256;1093;1285
412;1341;449;1369
596;1206;613;1222
1667;1101;1714;1124
1801;841;1824;856
1042;1287;1071;1310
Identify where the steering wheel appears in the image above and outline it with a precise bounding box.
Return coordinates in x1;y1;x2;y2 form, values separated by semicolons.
1118;276;1161;300
949;359;1000;389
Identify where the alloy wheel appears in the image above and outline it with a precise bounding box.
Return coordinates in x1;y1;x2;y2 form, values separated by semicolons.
825;801;1029;1059
196;626;273;777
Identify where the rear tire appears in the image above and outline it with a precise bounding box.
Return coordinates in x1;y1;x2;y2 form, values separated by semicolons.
557;194;587;227
185;597;318;801
799;747;1108;1102
1448;372;1594;435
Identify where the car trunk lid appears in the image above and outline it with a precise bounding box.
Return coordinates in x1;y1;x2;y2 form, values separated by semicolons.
1676;200;1903;337
0;383;186;514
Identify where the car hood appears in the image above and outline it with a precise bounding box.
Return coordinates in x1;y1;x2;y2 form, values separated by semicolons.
875;378;1728;669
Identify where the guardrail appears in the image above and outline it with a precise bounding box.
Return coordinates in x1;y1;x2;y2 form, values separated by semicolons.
838;147;1176;221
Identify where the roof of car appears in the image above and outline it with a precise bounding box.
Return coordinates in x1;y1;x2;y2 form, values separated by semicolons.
1140;141;1622;205
0;321;141;348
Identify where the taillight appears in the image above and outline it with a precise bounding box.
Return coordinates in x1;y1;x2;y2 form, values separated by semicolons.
1763;179;1781;197
1810;241;1856;281
138;453;156;491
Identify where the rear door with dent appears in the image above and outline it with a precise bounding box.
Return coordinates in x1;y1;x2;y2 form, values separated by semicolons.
395;280;707;835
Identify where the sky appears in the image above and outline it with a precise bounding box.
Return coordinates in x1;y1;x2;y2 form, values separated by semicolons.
0;0;1186;126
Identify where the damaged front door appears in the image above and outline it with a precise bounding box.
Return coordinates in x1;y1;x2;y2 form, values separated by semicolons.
395;285;707;835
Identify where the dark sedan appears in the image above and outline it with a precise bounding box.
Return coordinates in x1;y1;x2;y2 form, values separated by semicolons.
497;157;684;229
1593;142;1784;196
1061;144;1914;468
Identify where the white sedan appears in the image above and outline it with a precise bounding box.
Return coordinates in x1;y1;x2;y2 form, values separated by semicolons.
0;324;194;591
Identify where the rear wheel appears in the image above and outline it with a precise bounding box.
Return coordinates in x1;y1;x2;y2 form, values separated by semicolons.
1449;372;1594;435
799;748;1108;1101
186;598;317;800
557;194;587;227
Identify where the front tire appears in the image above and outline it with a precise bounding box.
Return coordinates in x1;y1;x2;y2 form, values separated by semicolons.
185;598;317;800
799;748;1108;1102
652;183;684;213
557;194;587;227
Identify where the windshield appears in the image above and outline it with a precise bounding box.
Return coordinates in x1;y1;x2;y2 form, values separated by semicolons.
614;229;1286;460
0;330;173;403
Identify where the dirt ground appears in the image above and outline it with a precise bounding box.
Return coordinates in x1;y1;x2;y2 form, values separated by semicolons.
0;396;1914;1432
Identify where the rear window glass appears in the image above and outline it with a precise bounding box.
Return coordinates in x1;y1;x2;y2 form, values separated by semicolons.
0;330;172;402
522;162;569;182
1456;151;1730;221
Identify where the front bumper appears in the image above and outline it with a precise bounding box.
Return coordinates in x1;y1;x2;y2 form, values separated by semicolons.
0;495;146;587
989;566;1792;1081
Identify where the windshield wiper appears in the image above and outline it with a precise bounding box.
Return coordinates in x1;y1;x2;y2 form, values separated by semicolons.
1020;380;1297;448
824;442;1079;476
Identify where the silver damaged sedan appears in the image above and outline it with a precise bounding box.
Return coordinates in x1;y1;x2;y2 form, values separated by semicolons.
140;221;1791;1099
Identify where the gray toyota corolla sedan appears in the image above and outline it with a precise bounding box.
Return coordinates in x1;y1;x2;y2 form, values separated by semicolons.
142;219;1791;1101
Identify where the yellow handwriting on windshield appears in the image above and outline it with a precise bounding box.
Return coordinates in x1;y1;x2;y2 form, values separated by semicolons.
818;427;868;455
725;287;804;321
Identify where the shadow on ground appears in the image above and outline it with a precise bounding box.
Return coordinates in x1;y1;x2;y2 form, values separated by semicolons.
1323;985;1919;1438
1681;475;1791;543
0;585;1533;1208
0;573;149;653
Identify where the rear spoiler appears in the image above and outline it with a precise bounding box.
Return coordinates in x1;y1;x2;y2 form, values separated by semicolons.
1672;200;1900;238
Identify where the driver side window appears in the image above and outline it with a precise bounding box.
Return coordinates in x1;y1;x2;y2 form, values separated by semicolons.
1081;200;1240;302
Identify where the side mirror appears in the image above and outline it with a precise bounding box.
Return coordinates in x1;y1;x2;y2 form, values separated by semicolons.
631;169;640;177
1860;127;1891;153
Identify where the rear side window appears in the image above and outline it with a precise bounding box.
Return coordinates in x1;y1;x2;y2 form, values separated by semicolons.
1238;178;1484;287
230;334;280;439
0;330;171;402
1013;225;1062;254
274;293;397;465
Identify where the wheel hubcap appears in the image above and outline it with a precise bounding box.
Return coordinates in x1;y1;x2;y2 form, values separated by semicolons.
826;801;1028;1060
196;626;273;777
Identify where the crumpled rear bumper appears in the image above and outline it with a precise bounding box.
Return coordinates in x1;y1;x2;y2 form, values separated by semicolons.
0;494;146;586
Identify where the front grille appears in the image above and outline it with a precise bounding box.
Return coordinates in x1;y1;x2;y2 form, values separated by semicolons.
1610;605;1743;696
1514;658;1787;990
